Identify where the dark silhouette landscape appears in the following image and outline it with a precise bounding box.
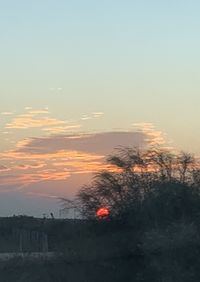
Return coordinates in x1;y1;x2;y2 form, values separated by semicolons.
1;147;200;281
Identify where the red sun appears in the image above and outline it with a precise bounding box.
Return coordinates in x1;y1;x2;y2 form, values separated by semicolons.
96;207;110;218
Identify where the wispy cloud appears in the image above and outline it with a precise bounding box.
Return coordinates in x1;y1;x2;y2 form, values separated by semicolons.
5;109;66;130
6;117;66;129
42;124;81;134
5;109;81;137
0;165;10;172
1;112;14;116
132;122;170;148
28;110;49;115
81;115;91;121
49;87;63;92
15;162;46;171
92;112;104;118
81;112;104;121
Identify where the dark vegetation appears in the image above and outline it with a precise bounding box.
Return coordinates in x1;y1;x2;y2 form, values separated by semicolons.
2;147;200;281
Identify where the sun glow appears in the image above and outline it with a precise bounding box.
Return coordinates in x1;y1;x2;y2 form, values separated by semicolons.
96;207;110;218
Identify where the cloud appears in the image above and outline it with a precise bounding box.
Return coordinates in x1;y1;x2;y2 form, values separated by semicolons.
81;115;91;121
28;110;49;115
132;122;169;148
42;124;82;134
0;123;169;209
0;165;10;172
5;109;81;136
92;112;104;118
14;131;146;155
21;173;93;199
0;169;71;189
81;112;104;121
6;116;65;129
49;87;63;92
5;109;66;130
0;131;147;190
15;162;46;170
0;110;172;215
1;112;14;115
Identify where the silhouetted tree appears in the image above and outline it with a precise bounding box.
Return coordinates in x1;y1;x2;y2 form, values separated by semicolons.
76;147;198;221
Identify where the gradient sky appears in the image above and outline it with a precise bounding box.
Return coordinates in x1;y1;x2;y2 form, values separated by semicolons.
0;1;200;216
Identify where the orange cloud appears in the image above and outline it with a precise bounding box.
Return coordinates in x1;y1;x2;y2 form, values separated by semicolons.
5;110;81;138
132;122;171;148
6;116;65;129
0;130;156;194
43;124;81;134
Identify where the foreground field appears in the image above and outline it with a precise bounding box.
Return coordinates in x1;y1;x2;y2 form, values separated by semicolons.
0;257;137;282
0;216;200;281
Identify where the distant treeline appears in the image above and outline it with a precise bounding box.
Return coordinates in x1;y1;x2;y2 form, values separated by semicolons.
0;216;85;253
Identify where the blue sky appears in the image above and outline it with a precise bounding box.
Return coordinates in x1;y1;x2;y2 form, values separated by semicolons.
0;1;199;216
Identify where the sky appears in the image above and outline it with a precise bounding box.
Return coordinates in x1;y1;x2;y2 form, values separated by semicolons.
0;0;200;216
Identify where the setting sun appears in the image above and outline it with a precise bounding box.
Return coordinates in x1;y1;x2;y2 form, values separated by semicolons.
96;207;110;218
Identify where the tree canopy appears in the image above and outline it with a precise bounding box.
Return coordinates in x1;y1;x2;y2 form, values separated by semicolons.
75;147;200;223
